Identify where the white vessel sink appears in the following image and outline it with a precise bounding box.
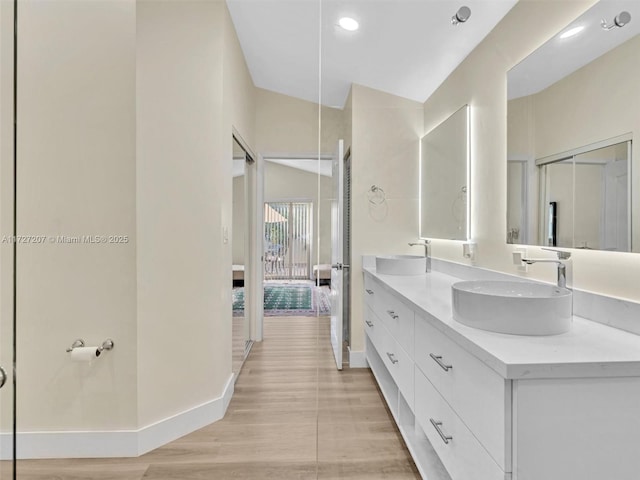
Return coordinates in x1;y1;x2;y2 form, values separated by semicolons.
375;255;426;275
452;280;572;335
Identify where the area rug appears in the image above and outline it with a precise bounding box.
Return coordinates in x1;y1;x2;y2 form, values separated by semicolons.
233;284;331;317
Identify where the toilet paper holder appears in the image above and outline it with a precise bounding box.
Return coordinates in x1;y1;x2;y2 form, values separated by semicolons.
66;338;115;354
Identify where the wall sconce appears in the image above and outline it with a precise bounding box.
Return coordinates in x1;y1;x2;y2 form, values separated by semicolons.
451;6;471;26
601;11;631;30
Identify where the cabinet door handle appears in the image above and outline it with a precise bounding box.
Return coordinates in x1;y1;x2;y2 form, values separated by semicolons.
386;310;399;320
365;289;374;295
386;352;399;364
430;419;452;444
430;353;453;372
365;320;374;327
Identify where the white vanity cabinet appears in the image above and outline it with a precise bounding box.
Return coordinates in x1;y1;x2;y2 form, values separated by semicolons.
363;274;415;411
414;315;511;478
363;271;640;480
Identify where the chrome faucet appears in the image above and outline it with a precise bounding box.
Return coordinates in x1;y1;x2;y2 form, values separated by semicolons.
409;240;431;273
517;248;571;289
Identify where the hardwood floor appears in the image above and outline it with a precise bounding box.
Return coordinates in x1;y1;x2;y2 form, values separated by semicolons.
15;316;420;479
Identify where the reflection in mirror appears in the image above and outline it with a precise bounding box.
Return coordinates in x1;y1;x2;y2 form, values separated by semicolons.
231;136;253;376
507;0;638;252
537;139;631;250
506;160;527;244
420;105;469;241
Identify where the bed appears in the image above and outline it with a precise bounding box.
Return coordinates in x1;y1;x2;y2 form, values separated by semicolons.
313;264;332;285
233;264;244;286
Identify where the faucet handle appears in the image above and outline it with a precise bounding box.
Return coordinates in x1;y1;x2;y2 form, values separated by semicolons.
541;247;571;260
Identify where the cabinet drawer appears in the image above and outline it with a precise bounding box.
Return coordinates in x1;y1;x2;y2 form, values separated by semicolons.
374;286;415;358
379;331;414;411
414;315;510;470
363;275;377;310
415;368;506;480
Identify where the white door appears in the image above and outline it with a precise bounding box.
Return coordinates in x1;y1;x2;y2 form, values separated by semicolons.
330;140;345;370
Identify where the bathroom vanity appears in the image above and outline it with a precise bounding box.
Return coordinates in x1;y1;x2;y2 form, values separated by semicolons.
363;264;640;480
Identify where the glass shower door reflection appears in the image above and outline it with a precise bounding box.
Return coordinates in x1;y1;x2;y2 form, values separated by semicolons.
0;0;16;476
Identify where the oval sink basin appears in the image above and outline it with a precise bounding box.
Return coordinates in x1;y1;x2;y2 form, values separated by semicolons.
452;280;572;335
376;255;426;275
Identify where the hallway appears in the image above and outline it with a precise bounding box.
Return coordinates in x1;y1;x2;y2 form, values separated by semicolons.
16;316;419;479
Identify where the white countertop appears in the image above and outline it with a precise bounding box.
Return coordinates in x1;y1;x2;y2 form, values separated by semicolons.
363;267;640;379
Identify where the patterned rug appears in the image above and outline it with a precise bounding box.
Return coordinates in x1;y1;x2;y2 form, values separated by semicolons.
233;284;331;317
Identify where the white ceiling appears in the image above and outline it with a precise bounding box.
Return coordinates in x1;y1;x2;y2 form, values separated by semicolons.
508;0;640;100
227;0;518;107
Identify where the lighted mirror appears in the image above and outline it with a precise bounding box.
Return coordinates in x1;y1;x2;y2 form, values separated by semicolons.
507;0;639;252
420;104;469;241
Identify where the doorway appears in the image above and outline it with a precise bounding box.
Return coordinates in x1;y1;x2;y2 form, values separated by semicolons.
263;201;313;281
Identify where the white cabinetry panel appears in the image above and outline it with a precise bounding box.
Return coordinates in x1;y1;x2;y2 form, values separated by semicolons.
514;377;640;480
415;314;511;470
375;286;415;359
415;368;507;480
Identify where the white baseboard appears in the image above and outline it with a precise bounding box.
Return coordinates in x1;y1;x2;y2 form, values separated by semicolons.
137;374;235;455
0;374;234;460
348;348;368;368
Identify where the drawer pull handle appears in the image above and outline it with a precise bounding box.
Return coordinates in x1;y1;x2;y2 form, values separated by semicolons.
386;310;399;320
365;289;374;295
365;320;374;327
430;353;453;372
386;352;399;364
430;419;453;444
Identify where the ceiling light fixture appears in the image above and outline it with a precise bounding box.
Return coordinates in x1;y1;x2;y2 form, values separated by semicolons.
451;6;471;25
338;17;359;31
559;26;584;39
601;11;631;30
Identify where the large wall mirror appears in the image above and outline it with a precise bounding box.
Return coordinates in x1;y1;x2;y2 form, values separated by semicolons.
420;104;470;241
507;0;639;252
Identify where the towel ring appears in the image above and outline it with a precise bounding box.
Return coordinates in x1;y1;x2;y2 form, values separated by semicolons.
368;185;386;205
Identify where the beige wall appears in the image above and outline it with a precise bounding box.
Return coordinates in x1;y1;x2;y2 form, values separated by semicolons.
255;87;343;156
349;84;424;352
223;0;256;274
136;0;228;427
420;0;640;301
12;0;138;430
532;34;640;161
137;0;256;428
0;0;256;438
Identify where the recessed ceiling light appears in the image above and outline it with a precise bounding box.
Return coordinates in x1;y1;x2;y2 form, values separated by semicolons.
560;26;584;39
338;17;359;31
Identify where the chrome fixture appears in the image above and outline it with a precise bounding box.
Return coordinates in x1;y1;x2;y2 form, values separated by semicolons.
409;240;431;272
517;248;571;289
367;185;386;205
430;418;453;444
601;11;631;30
99;339;115;353
66;338;115;355
451;6;471;25
430;353;453;372
66;339;85;352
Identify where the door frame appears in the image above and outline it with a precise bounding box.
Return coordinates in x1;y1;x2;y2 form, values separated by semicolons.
256;153;332;341
231;129;263;346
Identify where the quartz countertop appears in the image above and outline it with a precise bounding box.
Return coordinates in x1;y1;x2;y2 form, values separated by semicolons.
363;267;640;379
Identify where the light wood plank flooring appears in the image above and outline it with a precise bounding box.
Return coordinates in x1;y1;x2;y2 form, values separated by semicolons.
15;316;419;479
